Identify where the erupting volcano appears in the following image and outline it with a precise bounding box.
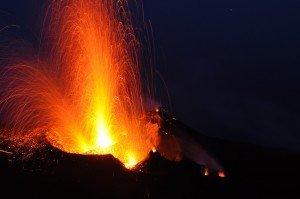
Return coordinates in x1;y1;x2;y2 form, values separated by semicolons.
1;1;298;198
0;0;159;169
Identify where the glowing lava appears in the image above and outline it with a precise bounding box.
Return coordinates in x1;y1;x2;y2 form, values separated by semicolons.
204;167;209;176
218;171;226;178
0;0;159;169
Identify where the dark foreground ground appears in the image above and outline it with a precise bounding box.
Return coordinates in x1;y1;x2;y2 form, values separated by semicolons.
1;137;299;199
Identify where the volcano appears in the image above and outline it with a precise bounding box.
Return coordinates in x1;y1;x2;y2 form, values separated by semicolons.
1;109;299;198
0;0;299;198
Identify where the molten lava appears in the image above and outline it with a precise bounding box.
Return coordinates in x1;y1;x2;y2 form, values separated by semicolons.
218;171;226;178
0;0;159;169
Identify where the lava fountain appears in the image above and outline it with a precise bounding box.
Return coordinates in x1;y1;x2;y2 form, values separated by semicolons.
0;0;159;169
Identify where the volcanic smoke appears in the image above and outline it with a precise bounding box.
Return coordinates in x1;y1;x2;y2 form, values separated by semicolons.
0;0;159;169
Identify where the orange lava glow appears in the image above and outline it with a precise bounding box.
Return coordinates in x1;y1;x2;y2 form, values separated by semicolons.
0;0;159;169
204;167;209;176
218;171;226;178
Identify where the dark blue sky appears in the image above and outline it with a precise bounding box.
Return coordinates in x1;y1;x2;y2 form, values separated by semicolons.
1;0;300;150
144;0;300;150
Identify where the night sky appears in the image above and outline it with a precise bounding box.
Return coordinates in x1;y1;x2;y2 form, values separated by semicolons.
1;0;300;150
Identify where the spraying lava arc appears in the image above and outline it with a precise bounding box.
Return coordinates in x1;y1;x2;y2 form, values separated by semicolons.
0;0;159;169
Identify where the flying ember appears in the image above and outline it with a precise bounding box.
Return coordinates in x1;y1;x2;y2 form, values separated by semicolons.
0;0;159;169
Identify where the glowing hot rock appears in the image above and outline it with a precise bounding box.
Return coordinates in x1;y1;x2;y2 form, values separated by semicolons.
96;128;113;150
0;0;159;169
